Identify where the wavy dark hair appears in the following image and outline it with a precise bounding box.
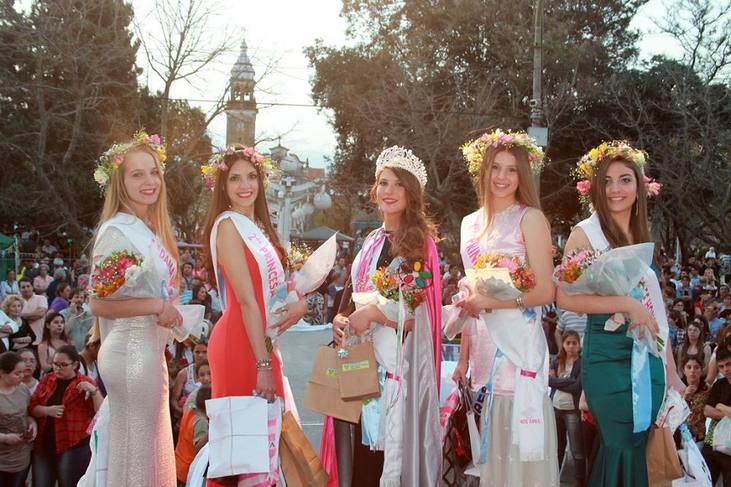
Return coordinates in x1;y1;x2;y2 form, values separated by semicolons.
369;166;437;262
201;144;286;290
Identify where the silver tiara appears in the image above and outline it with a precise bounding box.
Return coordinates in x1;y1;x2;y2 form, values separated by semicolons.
375;146;428;188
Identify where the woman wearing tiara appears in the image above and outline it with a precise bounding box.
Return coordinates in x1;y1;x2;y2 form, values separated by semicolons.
557;141;683;486
325;146;442;487
457;129;558;486
200;144;308;486
82;131;182;486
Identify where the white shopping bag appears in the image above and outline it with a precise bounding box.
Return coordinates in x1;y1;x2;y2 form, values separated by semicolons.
465;409;481;478
186;443;209;487
206;396;281;479
656;389;691;434
712;417;731;456
673;425;712;486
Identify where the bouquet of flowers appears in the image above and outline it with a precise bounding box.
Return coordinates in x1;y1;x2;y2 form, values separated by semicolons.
91;250;144;298
371;258;431;312
470;253;536;299
553;242;663;355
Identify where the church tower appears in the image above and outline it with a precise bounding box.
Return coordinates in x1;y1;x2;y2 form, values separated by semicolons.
226;40;257;146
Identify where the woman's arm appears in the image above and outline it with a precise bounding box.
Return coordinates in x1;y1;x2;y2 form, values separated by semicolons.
706;355;718;385
38;343;51;373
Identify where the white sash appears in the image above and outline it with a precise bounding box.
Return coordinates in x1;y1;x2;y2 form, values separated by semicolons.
460;209;548;462
95;213;178;292
209;211;286;318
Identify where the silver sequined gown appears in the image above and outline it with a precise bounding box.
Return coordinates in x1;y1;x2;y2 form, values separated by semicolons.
94;223;176;486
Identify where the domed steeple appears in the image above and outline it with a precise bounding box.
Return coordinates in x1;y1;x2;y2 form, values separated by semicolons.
226;38;257;146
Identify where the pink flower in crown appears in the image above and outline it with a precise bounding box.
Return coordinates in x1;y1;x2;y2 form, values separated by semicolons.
498;133;513;145
254;153;265;163
576;180;591;196
216;162;228;171
112;154;124;167
204;175;215;188
148;134;161;145
243;147;255;158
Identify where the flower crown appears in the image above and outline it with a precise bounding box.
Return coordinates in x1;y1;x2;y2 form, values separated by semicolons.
461;128;545;177
574;140;661;202
200;145;277;189
94;130;166;188
375;146;428;188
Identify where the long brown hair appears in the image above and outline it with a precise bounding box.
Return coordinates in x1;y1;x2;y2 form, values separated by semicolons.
369;166;437;262
201;145;286;290
477;146;541;234
557;330;581;375
589;157;650;248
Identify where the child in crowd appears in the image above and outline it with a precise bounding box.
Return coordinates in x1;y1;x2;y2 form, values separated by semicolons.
703;347;731;484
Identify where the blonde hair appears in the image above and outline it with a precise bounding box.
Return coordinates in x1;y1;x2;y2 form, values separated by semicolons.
477;146;541;235
90;146;180;339
1;295;23;316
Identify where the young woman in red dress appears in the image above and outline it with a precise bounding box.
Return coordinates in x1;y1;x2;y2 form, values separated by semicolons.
201;145;308;485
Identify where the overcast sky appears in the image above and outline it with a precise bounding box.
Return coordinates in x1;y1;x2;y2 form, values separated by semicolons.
132;0;684;169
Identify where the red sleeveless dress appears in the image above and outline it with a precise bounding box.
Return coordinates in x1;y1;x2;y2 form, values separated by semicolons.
207;245;285;486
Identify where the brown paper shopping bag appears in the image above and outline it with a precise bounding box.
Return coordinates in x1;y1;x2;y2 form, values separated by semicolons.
337;341;380;401
646;425;683;484
304;344;362;423
279;411;328;487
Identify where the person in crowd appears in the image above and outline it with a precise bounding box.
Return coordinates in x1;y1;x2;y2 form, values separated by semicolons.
550;330;585;487
19;276;47;346
555;309;588;346
37;312;71;375
77;336;104;396
303;281;327;326
0;300;22;354
174;360;211;484
327;272;346;324
0;270;19;302
676;274;693;298
84;131;182;486
45;269;66;304
442;276;459;306
170;340;208;422
188;283;212;321
181;262;194;292
705;327;731;386
0;351;37;487
18;348;39;394
543;307;560;357
193;385;211;452
556;141;683;486
60;288;93;351
40;240;57;258
2;295;34;353
702;347;731;485
329;145;442;486
33;265;53;295
719;285;729;306
682;355;709;445
667;309;687;354
705;302;725;342
49;282;71;313
201;144;307;486
29;345;102;487
456;130;558;485
676;319;712;371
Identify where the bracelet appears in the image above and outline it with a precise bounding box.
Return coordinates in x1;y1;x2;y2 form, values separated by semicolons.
255;358;272;371
516;295;526;313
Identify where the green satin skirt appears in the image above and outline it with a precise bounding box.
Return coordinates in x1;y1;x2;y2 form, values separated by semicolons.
582;313;665;487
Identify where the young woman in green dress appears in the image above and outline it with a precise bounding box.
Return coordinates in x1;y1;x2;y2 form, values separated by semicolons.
557;141;684;486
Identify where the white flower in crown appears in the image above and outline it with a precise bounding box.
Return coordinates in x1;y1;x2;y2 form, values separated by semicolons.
375;146;428;188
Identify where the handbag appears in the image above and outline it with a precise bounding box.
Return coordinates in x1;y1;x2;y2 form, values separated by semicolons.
304;344;362;423
279;411;328;487
337;337;380;401
206;396;282;479
647;404;683;485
